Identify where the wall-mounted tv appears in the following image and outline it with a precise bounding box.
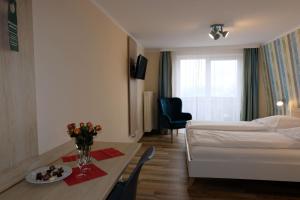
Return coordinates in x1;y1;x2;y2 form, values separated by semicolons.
134;55;148;80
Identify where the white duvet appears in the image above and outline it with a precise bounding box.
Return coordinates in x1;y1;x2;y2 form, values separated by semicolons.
186;120;268;131
187;128;300;149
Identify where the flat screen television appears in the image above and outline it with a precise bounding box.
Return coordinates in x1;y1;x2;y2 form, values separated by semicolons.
135;55;148;80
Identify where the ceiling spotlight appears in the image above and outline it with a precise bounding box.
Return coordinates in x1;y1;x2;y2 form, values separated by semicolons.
209;31;214;39
209;24;229;40
209;32;220;40
220;30;229;38
209;31;216;40
208;30;220;40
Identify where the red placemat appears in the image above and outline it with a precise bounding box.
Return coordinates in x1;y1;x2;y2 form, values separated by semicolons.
62;148;125;162
62;155;77;162
90;150;111;161
64;164;107;186
102;148;125;157
91;148;124;161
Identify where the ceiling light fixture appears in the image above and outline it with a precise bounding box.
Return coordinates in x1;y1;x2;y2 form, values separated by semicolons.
208;24;229;40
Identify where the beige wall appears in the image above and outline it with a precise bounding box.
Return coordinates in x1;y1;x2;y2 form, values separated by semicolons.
145;51;160;93
144;50;160;129
127;37;145;140
32;0;136;154
0;0;38;171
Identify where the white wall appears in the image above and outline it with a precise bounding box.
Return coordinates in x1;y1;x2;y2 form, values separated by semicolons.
32;0;135;154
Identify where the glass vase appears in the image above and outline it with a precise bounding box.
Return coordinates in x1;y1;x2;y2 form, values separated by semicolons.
76;144;92;178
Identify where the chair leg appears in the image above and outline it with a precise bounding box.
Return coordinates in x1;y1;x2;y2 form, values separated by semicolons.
171;129;173;143
176;129;178;136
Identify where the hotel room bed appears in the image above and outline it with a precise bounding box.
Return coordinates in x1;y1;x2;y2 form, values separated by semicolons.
185;112;300;182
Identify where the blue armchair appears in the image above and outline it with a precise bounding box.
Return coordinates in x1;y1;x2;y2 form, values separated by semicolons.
159;97;192;143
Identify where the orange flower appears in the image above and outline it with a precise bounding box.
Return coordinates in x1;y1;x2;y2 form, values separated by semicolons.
67;123;76;131
66;122;101;138
74;128;81;135
95;125;102;132
87;122;93;128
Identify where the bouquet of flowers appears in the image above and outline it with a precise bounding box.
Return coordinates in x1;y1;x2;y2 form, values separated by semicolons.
67;122;102;150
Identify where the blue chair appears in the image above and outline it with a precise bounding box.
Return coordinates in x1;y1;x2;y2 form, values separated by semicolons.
106;146;155;200
159;97;192;143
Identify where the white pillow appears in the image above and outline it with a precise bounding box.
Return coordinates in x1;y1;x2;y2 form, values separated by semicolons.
254;115;300;129
253;115;281;128
277;127;300;140
277;116;300;129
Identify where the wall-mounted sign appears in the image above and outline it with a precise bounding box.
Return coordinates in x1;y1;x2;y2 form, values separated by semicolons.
8;0;19;52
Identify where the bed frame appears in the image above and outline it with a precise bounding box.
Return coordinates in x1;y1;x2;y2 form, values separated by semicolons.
186;108;300;183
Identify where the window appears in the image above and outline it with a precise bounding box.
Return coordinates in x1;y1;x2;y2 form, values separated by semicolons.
173;53;243;121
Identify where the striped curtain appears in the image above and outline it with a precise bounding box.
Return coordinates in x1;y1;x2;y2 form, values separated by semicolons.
241;48;259;121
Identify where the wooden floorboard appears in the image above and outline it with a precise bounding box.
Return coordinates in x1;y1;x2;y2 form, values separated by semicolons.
123;133;300;200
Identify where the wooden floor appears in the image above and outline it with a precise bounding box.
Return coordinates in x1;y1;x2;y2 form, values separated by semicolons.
124;132;300;200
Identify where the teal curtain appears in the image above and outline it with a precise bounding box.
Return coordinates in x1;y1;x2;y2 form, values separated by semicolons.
241;48;259;121
158;51;172;131
159;51;172;98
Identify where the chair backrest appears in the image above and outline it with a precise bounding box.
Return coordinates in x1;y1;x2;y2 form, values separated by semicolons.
159;97;183;117
159;98;170;115
168;97;183;115
120;146;155;200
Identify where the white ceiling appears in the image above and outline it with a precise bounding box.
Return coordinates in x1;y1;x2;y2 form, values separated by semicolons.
94;0;300;49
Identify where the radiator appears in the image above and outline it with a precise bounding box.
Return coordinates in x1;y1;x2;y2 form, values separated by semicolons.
144;91;154;132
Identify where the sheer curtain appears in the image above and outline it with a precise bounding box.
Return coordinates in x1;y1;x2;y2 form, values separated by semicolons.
173;50;243;121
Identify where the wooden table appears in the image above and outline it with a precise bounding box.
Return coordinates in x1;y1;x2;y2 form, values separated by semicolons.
0;142;141;200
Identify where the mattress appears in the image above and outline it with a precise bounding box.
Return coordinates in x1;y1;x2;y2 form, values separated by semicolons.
189;146;300;163
187;129;300;149
187;128;300;163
